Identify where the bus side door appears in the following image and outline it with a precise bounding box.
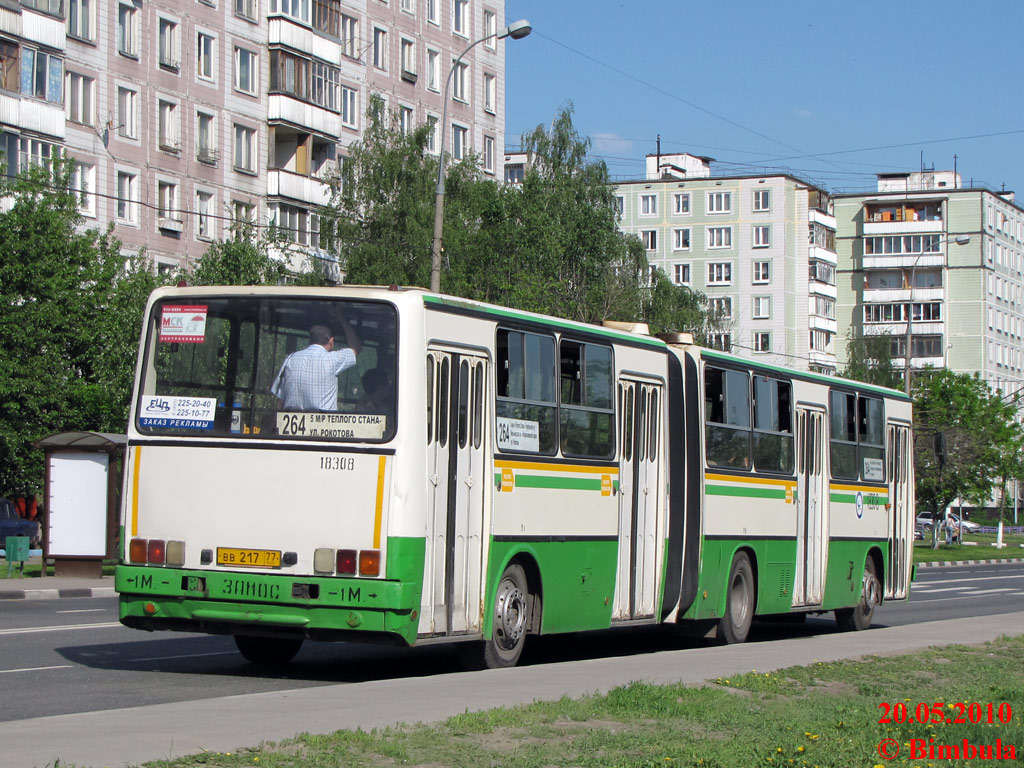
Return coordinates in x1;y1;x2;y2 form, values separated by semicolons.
425;349;488;636
794;406;827;607
886;423;912;599
613;378;662;621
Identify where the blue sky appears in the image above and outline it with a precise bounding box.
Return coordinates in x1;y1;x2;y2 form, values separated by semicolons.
504;1;1023;195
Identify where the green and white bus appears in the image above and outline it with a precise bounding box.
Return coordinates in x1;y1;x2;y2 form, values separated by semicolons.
116;285;914;667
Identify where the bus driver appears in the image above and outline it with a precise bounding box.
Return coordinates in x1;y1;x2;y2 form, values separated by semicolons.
271;317;361;411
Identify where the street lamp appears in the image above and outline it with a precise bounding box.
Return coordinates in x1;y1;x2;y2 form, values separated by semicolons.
903;233;970;394
429;19;532;294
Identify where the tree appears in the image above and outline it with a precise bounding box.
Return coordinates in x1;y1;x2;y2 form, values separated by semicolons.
912;370;1024;545
0;162;125;494
841;331;901;389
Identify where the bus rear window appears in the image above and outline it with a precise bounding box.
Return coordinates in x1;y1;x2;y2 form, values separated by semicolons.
138;297;398;441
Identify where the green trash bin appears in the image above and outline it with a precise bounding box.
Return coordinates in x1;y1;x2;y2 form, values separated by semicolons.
5;536;30;575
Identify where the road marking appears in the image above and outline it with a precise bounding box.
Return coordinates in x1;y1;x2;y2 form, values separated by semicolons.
916;574;1024;586
0;622;122;636
0;665;74;674
57;609;107;614
963;588;1018;595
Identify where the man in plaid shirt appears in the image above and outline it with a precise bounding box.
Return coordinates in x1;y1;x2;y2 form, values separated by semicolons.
272;317;362;411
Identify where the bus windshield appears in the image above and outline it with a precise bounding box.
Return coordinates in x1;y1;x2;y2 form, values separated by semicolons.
137;296;398;442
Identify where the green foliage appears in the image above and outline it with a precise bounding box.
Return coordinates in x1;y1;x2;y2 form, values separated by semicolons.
190;226;287;286
841;331;901;389
0;162;128;494
912;369;1024;519
644;271;712;339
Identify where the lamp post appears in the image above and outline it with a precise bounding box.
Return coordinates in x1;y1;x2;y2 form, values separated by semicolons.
903;233;970;394
429;19;531;294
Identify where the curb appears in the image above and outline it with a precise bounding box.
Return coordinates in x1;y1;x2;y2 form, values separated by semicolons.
916;558;1024;568
0;586;116;600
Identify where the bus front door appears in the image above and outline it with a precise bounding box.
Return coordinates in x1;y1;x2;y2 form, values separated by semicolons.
613;379;662;621
886;423;912;599
425;350;489;636
794;407;827;607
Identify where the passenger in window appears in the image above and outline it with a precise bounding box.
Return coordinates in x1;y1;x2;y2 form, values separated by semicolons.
355;367;393;417
271;317;361;411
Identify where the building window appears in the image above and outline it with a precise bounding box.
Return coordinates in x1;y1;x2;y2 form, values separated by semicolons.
484;72;496;113
483;135;495;174
809;330;831;352
158;99;179;152
197;111;216;163
452;124;468;160
452;60;468;102
639;193;657;216
118;3;138;57
196;190;214;240
673;263;690;285
672;228;690;251
709;333;731;352
400;0;412;12
753;188;770;212
707;261;732;285
427;49;440;91
270;0;309;23
808;260;835;285
484;10;496;48
753;224;770;248
235;0;257;21
373;27;387;70
706;226;732;249
453;0;468;36
814;296;836;319
753;260;770;283
397;105;413;136
340;14;357;58
272;203;320;246
65;72;94;126
20;48;64;104
158;19;180;70
234;47;258;94
116;86;138;139
752;296;771;319
19;137;59;172
312;0;339;36
158;180;179;222
232;199;255;228
70;160;95;217
197;33;215;81
0;41;18;93
426;115;438;153
673;192;690;215
707;191;731;214
233;124;256;172
641;229;657;251
116;170;138;223
341;86;357;128
753;332;771;353
400;38;415;78
710;297;732;320
67;0;94;41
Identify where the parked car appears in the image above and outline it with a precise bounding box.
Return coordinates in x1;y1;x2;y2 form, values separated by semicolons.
0;497;40;549
915;511;979;533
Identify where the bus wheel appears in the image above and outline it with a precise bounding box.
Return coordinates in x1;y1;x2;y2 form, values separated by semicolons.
234;635;304;666
717;552;755;644
835;557;880;632
484;564;529;668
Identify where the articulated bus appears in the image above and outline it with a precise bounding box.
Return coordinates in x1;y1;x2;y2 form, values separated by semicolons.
116;285;914;667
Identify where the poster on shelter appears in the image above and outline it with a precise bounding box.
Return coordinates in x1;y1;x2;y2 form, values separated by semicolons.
160;305;209;343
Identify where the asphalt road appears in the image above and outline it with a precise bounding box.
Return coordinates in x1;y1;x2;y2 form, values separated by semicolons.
1;562;1021;725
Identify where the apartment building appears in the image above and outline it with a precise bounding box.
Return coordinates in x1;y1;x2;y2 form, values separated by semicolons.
3;0;508;272
614;153;839;374
834;170;1024;397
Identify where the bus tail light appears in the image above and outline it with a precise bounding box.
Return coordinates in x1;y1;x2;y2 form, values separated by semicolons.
129;538;147;563
129;538;185;566
336;549;357;575
147;540;166;564
313;548;334;574
359;550;380;576
165;540;186;566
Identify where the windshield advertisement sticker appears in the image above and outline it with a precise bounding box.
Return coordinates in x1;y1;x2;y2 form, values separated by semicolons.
862;457;884;482
139;396;217;430
277;412;387;439
160;305;209;343
496;417;540;452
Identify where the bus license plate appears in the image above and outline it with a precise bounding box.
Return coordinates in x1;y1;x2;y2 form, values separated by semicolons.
217;547;282;569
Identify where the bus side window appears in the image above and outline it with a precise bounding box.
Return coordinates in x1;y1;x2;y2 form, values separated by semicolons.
704;365;751;470
559;340;614;458
752;376;793;474
829;390;857;479
859;395;885;481
426;354;435;445
495;328;556;454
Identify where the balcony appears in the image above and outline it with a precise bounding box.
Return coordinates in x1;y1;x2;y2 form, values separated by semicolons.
864;218;944;236
267;170;331;206
268;94;340;138
863;253;944;270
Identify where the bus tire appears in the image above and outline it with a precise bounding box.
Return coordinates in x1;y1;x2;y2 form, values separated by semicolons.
835;557;880;632
717;552;755;644
234;635;304;666
484;563;529;668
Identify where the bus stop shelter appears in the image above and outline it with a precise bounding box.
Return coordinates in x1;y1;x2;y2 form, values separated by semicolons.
34;431;126;578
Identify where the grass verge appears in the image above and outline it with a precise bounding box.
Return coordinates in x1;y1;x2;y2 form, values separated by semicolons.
94;635;1022;768
914;532;1024;563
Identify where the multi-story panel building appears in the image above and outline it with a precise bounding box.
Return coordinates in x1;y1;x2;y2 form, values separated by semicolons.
614;153;838;374
4;0;508;273
834;170;1024;397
